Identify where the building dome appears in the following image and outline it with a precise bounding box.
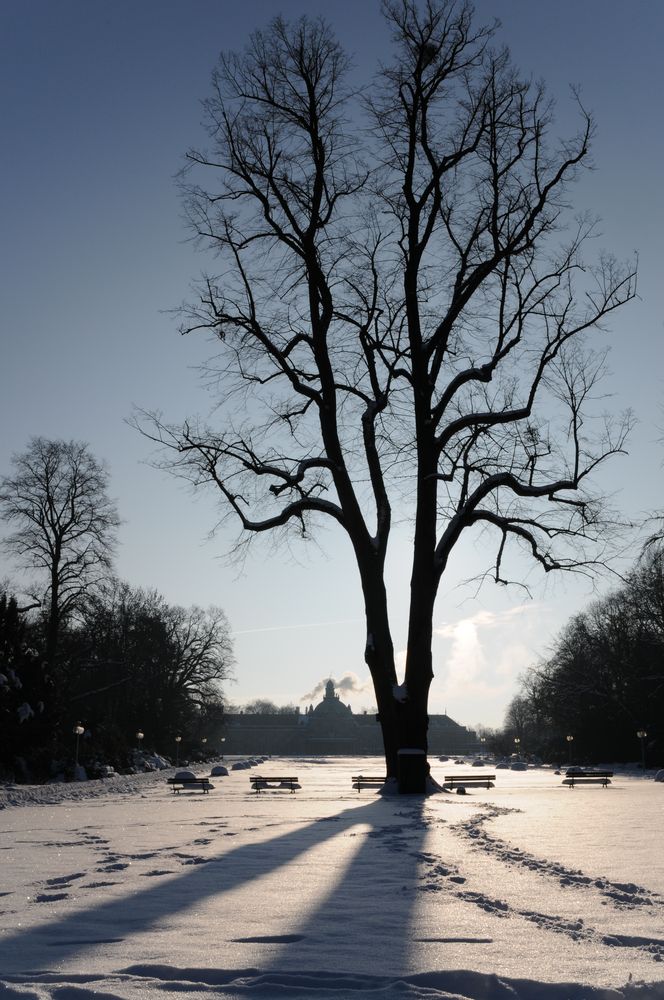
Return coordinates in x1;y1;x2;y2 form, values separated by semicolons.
311;679;353;718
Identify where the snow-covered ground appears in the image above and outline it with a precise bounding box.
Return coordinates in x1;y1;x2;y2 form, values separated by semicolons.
1;757;663;999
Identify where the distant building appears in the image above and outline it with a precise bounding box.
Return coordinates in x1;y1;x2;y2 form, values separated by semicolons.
221;679;479;756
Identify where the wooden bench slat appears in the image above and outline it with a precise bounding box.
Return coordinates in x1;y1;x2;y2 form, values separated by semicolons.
443;774;495;789
250;775;299;793
566;770;613;777
167;777;213;794
564;771;613;788
444;774;495;780
351;775;386;792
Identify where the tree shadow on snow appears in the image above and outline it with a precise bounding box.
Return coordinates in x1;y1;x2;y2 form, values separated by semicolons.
0;793;430;980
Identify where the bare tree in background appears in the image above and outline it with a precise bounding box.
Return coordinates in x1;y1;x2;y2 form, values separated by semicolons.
0;438;120;669
139;1;636;787
241;700;299;715
76;583;234;742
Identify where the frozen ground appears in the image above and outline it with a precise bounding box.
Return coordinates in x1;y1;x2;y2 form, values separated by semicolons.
1;757;663;999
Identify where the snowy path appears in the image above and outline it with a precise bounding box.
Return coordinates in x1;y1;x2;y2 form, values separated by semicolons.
0;757;663;998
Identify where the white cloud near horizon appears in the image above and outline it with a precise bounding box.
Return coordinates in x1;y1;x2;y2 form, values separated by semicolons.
434;602;539;639
428;603;548;722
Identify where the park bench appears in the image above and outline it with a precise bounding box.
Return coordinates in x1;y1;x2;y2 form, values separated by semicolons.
352;775;386;792
167;776;213;794
443;774;495;790
563;770;613;788
250;775;299;793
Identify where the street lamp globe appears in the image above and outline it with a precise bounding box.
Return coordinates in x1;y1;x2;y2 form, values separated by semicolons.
73;724;85;767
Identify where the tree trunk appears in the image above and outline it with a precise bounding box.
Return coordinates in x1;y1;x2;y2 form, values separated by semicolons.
46;566;60;671
360;572;400;778
360;560;438;789
399;548;437;790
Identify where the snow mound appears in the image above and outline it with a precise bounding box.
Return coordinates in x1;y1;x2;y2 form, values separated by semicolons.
116;964;664;998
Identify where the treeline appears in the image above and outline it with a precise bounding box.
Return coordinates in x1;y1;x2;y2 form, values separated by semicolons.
497;548;663;765
0;437;233;782
0;583;233;782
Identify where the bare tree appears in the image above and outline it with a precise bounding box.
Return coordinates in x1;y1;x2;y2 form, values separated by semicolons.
241;700;299;715
138;2;636;786
75;582;234;742
0;438;120;668
642;401;664;554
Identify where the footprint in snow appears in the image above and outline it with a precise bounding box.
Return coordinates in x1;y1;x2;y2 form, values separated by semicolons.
45;872;86;887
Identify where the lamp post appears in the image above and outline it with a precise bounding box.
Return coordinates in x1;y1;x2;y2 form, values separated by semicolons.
566;734;574;764
514;736;521;758
220;736;225;759
175;735;182;767
136;730;144;752
73;724;85;767
636;729;647;770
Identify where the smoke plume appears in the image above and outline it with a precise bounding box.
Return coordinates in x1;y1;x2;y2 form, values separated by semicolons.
301;672;371;704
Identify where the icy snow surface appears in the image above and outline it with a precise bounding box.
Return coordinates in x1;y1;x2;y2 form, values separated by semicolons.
1;757;663;999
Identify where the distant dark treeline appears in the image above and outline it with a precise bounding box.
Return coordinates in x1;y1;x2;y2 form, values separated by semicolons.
0;582;233;782
494;548;664;766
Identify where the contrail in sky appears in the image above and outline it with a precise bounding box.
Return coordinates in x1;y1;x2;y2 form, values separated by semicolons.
232;618;363;636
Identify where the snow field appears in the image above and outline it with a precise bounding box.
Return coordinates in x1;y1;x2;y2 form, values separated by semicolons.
0;757;663;998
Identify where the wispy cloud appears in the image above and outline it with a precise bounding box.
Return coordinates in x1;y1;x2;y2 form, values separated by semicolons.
233;618;363;637
434;603;538;639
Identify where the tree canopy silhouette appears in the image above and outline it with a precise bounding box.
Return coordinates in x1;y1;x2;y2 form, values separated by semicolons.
0;438;120;671
139;1;636;785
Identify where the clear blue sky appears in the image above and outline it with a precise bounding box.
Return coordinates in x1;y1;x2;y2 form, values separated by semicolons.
1;1;662;728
